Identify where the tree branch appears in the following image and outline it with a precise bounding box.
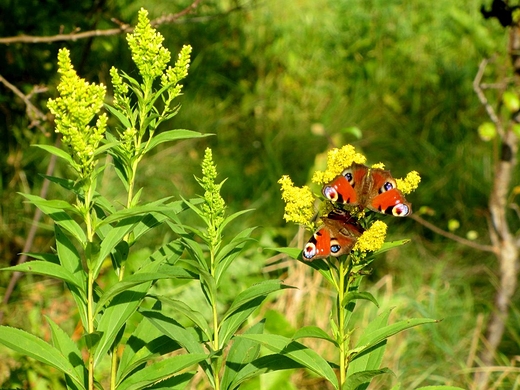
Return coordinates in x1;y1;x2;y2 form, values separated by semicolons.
0;0;203;44
410;214;497;253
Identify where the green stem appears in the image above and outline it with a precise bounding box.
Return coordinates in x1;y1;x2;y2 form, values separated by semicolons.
337;259;347;387
87;269;95;390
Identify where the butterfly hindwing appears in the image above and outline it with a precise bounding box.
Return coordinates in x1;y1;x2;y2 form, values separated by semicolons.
303;211;364;261
369;169;411;216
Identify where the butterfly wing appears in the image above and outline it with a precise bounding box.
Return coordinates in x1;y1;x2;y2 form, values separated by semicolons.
302;211;364;261
322;163;368;206
367;169;412;216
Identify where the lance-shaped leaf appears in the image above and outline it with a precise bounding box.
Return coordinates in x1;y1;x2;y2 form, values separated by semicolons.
221;320;265;390
20;193;86;243
46;317;87;390
350;317;438;363
2;261;83;292
92;215;142;279
145;129;211;152
343;368;393;390
237;334;339;389
117;353;207;390
155;297;211;341
292;326;337;346
34;144;75;166
227;354;305;389
117;315;182;384
0;326;84;388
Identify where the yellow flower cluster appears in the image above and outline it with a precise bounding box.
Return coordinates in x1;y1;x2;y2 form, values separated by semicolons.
278;175;315;230
312;145;366;185
127;8;171;81
47;48;107;177
353;220;388;253
396;170;421;194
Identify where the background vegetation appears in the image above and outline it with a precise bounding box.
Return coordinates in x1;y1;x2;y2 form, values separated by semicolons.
0;0;518;388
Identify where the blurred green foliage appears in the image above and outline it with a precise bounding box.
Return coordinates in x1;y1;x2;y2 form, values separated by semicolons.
1;0;519;388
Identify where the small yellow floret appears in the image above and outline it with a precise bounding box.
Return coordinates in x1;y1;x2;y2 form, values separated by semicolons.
353;220;387;252
278;175;315;230
312;145;367;185
371;162;385;169
396;170;421;194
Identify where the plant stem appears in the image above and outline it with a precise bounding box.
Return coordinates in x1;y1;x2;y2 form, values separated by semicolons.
87;269;95;390
337;259;347;387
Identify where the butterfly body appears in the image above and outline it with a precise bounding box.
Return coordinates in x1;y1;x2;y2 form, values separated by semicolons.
303;210;364;261
322;163;411;217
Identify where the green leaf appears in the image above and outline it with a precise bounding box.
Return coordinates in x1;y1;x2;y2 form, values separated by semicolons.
20;192;77;213
219;280;293;346
97;201;173;227
342;368;393;390
415;387;466;390
141;373;195;389
2;261;84;291
34;144;75;166
342;291;379;308
20;193;87;243
55;225;86;284
104;103;132;129
46;317;87;389
139;308;214;384
292;326;337;346
228;354;305;389
347;309;390;380
223;280;293;323
94;286;149;367
145;129;211;152
139;310;206;355
219;209;253;233
221;320;265;390
156;297;211;341
270;247;301;259
92;215;143;279
351;317;438;362
117;353;207;390
96;267;193;315
117;318;182;384
0;326;84;388
214;227;256;285
237;334;339;389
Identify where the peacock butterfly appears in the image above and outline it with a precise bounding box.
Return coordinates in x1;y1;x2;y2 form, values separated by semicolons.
322;163;411;217
303;210;364;261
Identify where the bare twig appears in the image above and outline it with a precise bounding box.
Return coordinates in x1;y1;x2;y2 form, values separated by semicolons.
0;138;59;325
410;214;496;253
0;0;203;45
0;74;48;133
474;26;520;389
473;58;505;138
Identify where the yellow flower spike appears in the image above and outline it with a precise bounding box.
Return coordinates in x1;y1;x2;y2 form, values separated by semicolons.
395;170;421;195
371;162;385;169
312;145;366;185
353;220;388;253
278;175;315;230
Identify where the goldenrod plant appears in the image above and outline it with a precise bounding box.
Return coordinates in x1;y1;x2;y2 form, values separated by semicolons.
0;8;212;390
275;145;460;390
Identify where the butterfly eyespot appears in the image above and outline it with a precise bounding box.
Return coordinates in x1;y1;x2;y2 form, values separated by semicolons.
380;179;396;193
330;239;342;255
323;186;339;201
303;243;317;259
330;244;341;254
392;203;410;217
342;168;354;184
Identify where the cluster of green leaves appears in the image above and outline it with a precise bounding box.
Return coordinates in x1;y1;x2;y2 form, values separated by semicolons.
0;8;288;390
